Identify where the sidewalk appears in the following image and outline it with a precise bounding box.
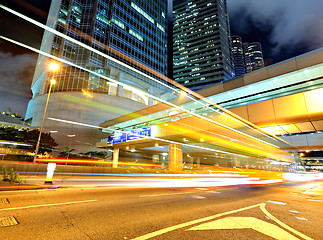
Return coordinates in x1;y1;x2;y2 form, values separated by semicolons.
0;180;60;191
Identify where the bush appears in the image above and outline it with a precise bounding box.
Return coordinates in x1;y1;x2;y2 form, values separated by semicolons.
1;166;24;183
2;166;9;181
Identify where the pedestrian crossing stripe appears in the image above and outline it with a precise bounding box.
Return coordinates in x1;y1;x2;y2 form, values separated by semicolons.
0;216;18;227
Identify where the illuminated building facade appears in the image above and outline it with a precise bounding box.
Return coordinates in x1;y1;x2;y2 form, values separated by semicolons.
173;0;233;91
30;0;168;98
243;42;264;73
25;0;169;151
231;36;245;77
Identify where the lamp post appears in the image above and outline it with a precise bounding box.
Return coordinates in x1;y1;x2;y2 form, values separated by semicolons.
33;62;59;163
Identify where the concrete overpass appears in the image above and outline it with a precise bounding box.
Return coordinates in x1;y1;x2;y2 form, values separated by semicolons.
98;47;323;171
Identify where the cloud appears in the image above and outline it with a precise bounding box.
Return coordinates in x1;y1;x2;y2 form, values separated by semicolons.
227;0;323;52
0;51;37;116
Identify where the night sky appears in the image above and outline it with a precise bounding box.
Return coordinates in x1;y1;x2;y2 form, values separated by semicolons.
228;0;323;63
0;0;323;117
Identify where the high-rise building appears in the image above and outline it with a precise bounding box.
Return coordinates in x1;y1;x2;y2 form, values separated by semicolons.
243;42;264;73
173;0;233;91
231;36;245;78
26;0;169;151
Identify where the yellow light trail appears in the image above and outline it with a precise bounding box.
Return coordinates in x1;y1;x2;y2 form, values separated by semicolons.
0;5;287;150
0;35;283;160
36;158;163;167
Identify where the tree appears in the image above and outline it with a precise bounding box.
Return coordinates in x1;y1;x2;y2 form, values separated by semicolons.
0;127;58;153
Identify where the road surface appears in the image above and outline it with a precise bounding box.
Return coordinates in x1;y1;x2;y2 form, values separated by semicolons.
1;177;322;239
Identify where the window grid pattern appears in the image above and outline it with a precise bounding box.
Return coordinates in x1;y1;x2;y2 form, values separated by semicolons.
43;0;168;104
173;0;233;90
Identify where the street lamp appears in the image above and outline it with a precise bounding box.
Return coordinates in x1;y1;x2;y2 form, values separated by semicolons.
33;62;59;163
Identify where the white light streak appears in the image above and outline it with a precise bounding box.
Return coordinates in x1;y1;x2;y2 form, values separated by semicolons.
0;5;287;150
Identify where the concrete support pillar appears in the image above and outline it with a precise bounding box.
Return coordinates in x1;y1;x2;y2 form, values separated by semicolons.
148;85;154;106
152;154;159;163
112;148;119;168
117;85;123;97
117;72;124;97
196;157;200;168
235;157;240;168
168;144;183;172
108;75;117;96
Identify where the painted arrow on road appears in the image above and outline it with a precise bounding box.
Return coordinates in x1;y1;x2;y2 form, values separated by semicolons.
188;217;299;240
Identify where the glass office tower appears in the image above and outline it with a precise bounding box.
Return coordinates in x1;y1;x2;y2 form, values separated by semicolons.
34;0;168;96
243;42;265;73
26;0;169;151
173;0;233;91
231;36;245;78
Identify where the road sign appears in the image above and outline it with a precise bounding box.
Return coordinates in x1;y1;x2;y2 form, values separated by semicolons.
127;127;151;141
188;216;299;240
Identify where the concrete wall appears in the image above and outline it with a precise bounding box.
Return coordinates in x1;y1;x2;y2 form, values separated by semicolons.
0;162;167;176
25;92;146;152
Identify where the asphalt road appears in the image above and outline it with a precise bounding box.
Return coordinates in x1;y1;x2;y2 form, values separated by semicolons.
1;178;322;240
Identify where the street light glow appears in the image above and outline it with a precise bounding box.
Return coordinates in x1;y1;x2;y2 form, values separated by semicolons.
33;62;59;164
49;62;59;72
50;78;56;85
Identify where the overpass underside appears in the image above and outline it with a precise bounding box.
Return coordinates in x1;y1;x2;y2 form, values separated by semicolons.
230;87;323;151
98;48;323;171
98;95;296;172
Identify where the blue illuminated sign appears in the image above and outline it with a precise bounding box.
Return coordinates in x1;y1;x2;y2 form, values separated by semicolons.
111;132;127;144
109;127;151;144
127;127;151;141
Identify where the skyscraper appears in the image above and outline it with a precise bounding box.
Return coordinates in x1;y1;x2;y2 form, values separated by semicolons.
26;0;169;151
231;36;245;78
243;42;265;73
173;0;233;91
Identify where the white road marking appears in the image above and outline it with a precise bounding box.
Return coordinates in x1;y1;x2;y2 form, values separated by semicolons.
132;201;313;240
188;216;299;240
307;199;323;203
131;203;263;240
260;203;313;240
139;192;193;198
295;217;308;221
207;191;221;193
189;195;206;199
0;200;97;212
266;200;287;205
289;210;300;214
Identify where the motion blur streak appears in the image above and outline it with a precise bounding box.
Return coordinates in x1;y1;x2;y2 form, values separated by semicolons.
0;5;285;149
1;34;277;153
26;176;283;188
0;140;32;147
36;158;163;168
283;172;323;182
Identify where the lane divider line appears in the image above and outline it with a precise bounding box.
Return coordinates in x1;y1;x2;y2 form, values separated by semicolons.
260;203;313;240
131;203;263;240
188;195;206;199
139;192;193;198
289;210;300;214
0;200;97;212
266;200;287;205
307;199;323;203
